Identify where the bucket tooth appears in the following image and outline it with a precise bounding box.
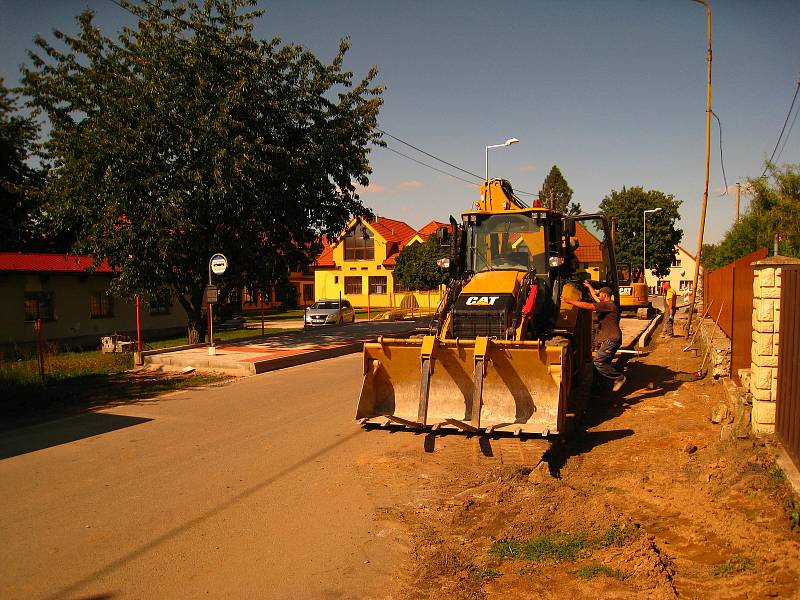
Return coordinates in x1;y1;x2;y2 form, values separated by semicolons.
444;418;479;433
382;414;424;429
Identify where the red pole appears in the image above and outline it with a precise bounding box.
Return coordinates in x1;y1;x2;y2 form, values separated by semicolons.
135;295;142;353
36;318;45;383
208;302;213;346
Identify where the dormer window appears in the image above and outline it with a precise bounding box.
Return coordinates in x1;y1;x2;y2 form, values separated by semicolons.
344;224;374;260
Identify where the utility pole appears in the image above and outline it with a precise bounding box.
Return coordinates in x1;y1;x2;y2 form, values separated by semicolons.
736;182;741;223
686;0;712;338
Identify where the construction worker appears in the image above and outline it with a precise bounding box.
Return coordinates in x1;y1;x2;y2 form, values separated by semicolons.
662;281;677;337
564;280;625;392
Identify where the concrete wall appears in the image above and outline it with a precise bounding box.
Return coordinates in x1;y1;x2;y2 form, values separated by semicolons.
0;272;186;348
749;257;800;433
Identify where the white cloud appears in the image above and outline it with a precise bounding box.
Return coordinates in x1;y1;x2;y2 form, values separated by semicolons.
713;183;753;196
398;180;423;190
356;182;387;194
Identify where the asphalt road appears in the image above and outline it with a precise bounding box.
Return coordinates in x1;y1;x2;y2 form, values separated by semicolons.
0;317;654;600
0;355;409;600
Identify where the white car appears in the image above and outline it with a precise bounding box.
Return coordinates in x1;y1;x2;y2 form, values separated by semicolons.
304;299;356;327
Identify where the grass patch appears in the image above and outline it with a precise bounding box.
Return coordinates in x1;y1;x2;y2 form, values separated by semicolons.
491;523;638;566
786;496;800;530
712;555;755;577
472;567;501;580
768;464;787;484
575;564;623;580
1;348;230;431
600;522;639;547
491;533;592;563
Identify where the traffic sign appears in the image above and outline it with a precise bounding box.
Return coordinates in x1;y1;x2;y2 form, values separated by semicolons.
210;253;228;275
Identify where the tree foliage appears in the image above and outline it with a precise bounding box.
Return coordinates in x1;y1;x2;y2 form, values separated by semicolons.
394;236;449;291
599;186;683;278
702;163;800;270
0;80;42;251
538;165;580;214
21;0;383;341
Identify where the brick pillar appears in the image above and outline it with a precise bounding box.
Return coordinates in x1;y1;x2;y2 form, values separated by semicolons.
749;257;800;433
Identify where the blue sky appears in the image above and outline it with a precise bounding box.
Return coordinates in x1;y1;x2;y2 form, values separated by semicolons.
2;0;799;244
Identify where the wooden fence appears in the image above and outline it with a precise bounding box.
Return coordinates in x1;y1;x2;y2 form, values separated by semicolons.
704;248;768;385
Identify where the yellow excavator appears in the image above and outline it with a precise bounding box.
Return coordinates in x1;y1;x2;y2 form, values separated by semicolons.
617;262;652;319
356;179;619;436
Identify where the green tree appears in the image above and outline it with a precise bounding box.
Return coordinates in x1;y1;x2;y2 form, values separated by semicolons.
701;163;800;269
0;80;41;251
599;186;683;278
538;165;580;213
21;0;383;342
394;236;449;291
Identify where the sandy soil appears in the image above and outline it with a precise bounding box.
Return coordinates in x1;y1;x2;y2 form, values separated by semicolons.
357;327;800;599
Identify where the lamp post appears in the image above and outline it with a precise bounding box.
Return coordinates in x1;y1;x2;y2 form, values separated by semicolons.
485;138;519;199
643;207;662;291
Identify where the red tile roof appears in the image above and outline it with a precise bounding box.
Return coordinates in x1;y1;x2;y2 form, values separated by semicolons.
369;216;417;246
573;223;603;263
416;220;448;240
0;252;115;273
314;237;335;268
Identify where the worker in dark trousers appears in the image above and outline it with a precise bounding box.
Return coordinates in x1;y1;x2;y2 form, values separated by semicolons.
565;280;625;392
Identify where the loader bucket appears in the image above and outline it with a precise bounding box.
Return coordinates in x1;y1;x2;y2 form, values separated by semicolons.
356;336;568;435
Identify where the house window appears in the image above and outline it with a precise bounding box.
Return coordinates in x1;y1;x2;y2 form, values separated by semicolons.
369;276;387;295
90;291;114;318
672;259;682;267
679;280;693;291
303;284;314;302
149;298;171;316
393;279;410;292
344;276;362;295
343;224;374;261
24;292;54;321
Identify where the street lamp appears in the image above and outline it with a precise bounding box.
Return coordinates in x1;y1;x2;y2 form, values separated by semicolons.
485;138;519;191
643;207;662;290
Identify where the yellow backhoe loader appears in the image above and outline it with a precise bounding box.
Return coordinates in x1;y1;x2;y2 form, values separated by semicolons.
356;179;619;436
617;262;652;319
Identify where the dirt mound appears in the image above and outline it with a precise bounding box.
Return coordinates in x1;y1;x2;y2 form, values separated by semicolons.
356;333;800;599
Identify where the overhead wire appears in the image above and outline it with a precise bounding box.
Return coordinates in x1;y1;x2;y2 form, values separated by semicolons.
763;79;800;177
381;145;479;187
774;96;799;165
710;110;728;196
377;128;539;197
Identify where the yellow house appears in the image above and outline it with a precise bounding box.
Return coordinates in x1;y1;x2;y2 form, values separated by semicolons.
313;217;446;313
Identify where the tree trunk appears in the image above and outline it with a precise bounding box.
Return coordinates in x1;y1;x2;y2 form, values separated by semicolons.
176;284;207;344
187;315;206;344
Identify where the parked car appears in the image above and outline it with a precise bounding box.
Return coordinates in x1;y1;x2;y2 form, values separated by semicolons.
304;299;356;327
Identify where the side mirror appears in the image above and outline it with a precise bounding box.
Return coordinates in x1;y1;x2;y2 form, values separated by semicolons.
563;218;576;238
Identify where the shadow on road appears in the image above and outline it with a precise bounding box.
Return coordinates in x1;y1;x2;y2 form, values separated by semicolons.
0;412;153;460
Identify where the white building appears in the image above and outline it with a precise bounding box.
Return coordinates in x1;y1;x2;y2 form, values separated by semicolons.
644;244;701;304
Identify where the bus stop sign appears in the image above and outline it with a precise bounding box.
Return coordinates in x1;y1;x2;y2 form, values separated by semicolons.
210;254;228;275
